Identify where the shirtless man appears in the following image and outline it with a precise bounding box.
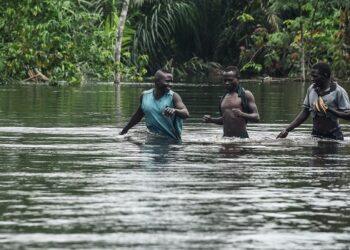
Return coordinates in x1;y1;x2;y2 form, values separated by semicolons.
203;66;260;138
277;62;350;140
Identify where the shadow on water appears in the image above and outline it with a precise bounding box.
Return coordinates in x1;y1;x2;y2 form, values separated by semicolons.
219;143;250;158
311;140;340;163
309;140;349;188
141;134;180;165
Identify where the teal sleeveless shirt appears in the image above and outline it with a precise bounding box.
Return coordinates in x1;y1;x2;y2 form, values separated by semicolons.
141;89;183;140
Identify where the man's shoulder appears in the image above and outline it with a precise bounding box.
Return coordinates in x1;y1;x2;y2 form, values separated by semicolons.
243;89;255;98
143;89;153;95
308;83;315;90
334;82;347;92
169;90;179;98
333;83;350;101
243;88;252;94
305;84;316;95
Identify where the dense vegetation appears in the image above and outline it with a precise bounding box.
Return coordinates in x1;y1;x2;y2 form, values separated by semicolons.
0;0;349;84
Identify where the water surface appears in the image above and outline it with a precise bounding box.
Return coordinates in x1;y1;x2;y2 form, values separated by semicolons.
0;80;349;249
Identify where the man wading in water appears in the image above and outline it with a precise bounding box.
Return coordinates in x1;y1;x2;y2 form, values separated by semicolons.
119;69;189;141
203;66;260;138
277;62;350;140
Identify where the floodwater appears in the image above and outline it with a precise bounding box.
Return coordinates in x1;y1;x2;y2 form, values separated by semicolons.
0;80;349;249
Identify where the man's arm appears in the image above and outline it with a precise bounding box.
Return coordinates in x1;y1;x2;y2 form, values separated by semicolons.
232;90;260;122
323;87;350;120
327;108;350;120
277;107;310;138
119;96;145;135
203;115;223;125
163;92;190;119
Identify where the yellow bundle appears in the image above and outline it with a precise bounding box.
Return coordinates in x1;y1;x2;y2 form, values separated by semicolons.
314;96;328;113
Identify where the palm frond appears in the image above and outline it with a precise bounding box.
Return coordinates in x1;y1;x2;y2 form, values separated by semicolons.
131;0;198;70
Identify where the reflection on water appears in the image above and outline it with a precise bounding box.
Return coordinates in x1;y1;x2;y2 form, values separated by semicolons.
0;83;349;249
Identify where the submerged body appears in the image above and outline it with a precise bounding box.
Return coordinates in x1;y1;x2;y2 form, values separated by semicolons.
142;89;183;140
306;83;350;140
203;66;260;138
277;63;350;140
221;93;249;138
120;70;189;141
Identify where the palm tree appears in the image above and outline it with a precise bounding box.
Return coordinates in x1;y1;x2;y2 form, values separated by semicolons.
130;0;198;73
114;0;194;82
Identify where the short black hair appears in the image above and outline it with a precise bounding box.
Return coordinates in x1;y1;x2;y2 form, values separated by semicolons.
312;62;331;79
154;69;166;81
154;69;172;83
224;66;240;77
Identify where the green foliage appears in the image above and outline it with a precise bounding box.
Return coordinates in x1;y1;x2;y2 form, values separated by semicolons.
241;62;263;76
236;0;350;78
0;0;147;84
130;0;198;72
237;13;255;23
1;0;350;82
163;57;221;78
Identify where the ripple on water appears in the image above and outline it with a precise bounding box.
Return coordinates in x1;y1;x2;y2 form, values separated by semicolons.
0;124;349;249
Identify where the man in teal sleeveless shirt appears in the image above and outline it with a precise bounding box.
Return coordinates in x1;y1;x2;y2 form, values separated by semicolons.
119;70;189;140
203;66;260;138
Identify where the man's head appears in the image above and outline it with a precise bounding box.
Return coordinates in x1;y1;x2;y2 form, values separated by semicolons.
223;66;240;92
155;69;173;93
311;62;331;86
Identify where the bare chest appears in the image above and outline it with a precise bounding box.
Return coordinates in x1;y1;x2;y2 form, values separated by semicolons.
221;93;242;111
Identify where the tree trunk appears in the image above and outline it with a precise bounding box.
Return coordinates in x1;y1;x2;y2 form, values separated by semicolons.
114;0;130;84
342;6;350;52
300;21;306;82
299;3;306;82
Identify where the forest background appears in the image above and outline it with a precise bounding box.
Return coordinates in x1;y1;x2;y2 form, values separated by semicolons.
0;0;349;84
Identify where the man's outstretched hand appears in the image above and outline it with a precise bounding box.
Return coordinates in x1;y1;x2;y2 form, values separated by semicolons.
202;115;212;123
119;128;128;135
276;129;289;139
